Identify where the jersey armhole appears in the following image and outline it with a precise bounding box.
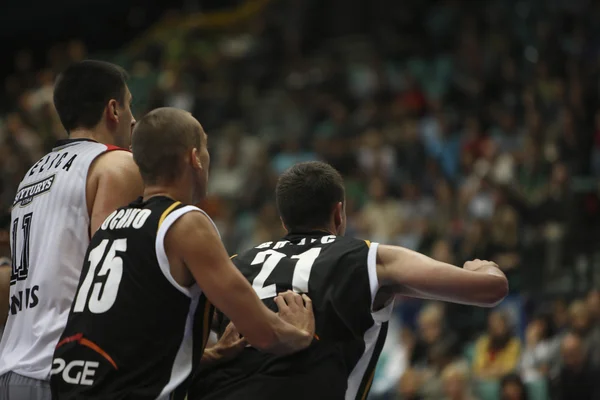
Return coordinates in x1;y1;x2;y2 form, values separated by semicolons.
155;205;221;297
104;144;130;153
366;242;394;323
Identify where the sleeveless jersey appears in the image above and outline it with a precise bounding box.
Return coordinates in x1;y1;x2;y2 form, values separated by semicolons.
0;138;124;380
50;196;216;400
191;231;393;400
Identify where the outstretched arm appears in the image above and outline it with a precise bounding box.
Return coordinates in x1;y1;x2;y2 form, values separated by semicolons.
376;244;508;307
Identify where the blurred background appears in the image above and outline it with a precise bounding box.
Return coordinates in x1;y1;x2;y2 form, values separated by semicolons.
1;0;600;399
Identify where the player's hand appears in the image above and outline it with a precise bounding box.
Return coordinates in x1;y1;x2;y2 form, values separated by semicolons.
463;259;499;271
212;322;248;362
274;290;315;338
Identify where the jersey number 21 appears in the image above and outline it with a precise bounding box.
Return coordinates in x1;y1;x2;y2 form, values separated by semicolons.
250;248;321;299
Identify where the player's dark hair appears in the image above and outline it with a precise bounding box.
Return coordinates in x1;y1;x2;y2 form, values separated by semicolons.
276;161;345;232
53;60;129;133
131;107;201;185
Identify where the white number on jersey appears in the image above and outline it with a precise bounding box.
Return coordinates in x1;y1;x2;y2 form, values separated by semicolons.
10;212;33;284
73;239;126;314
250;247;322;299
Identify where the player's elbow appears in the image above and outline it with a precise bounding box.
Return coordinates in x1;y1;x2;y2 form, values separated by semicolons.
478;275;509;307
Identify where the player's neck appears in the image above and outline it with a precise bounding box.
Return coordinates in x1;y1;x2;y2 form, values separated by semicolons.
142;185;192;205
69;128;113;145
289;226;336;236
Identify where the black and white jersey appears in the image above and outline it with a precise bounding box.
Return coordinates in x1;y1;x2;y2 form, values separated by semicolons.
51;196;215;400
191;231;393;400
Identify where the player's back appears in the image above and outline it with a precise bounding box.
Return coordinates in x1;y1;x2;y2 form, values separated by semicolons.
51;196;214;400
192;231;392;400
0;139;121;380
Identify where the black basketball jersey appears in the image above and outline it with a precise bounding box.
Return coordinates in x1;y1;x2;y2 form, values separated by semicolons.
50;196;215;400
190;231;393;400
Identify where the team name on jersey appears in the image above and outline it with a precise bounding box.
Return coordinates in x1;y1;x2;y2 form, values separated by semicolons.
12;175;55;207
9;285;39;315
51;359;99;386
28;151;78;177
255;235;337;249
100;208;152;231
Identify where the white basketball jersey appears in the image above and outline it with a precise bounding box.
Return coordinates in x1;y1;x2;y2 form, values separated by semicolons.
0;139;123;380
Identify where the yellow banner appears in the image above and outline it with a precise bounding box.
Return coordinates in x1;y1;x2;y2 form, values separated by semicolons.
127;0;273;53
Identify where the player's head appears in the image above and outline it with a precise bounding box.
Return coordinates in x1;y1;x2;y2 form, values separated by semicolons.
131;107;209;204
276;161;346;235
54;60;134;148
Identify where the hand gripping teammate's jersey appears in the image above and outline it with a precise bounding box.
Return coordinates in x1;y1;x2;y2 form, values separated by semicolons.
0;138;125;380
51;196;216;400
191;231;393;400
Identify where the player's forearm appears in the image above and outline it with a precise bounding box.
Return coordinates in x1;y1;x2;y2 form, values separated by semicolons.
260;314;313;355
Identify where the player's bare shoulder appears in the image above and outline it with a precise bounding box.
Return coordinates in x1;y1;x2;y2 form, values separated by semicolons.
88;149;137;180
87;150;142;201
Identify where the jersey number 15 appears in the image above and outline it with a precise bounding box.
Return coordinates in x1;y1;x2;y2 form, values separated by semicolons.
73;239;126;314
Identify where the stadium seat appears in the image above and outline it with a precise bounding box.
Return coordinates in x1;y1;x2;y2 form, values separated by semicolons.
526;379;549;400
463;341;476;365
475;380;500;400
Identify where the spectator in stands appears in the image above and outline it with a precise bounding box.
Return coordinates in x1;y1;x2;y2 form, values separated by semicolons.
412;303;458;368
359;176;402;243
396;369;423;400
586;289;600;328
520;314;558;382
420;340;464;400
552;299;570;334
441;362;477;400
500;373;529;400
473;311;521;380
488;206;521;273
551;332;600;400
568;300;600;367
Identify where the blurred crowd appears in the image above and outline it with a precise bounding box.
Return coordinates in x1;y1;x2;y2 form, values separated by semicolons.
372;291;600;400
1;0;600;398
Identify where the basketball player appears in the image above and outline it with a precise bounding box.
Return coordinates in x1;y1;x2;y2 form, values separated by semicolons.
191;161;509;400
51;108;315;399
0;60;143;399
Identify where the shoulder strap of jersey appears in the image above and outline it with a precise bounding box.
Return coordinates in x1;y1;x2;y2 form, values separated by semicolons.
155;203;220;297
364;241;395;322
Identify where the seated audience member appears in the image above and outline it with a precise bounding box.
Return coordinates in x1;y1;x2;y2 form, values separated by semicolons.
568;300;600;368
420;340;465;400
396;369;423;400
442;362;478;400
500;373;529;400
586;289;600;328
473;311;521;380
551;299;570;334
412;302;459;367
520;314;558;382
551;332;600;400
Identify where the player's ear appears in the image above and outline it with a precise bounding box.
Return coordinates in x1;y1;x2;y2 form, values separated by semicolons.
333;202;343;230
191;148;202;170
280;217;288;232
107;99;119;123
